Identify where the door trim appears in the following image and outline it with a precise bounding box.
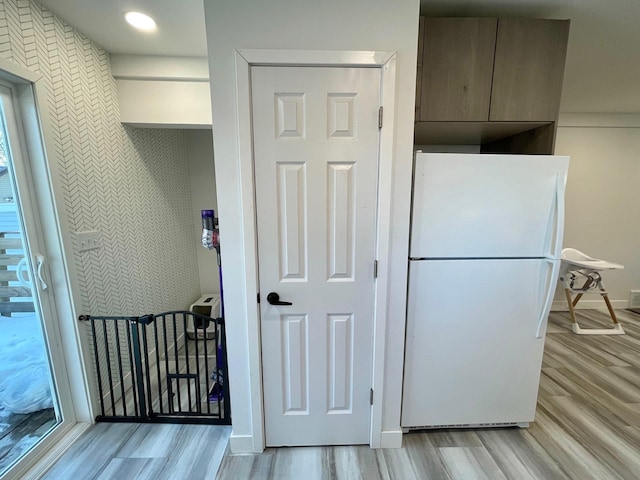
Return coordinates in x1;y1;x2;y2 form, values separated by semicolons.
234;49;397;451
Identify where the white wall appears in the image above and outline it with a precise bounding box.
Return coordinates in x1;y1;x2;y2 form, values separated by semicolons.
553;113;640;309
204;0;420;452
186;129;220;295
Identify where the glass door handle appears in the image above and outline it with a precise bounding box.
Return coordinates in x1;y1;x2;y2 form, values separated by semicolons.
16;257;30;287
35;254;48;291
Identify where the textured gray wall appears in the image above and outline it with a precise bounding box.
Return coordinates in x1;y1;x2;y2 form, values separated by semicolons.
0;0;200;317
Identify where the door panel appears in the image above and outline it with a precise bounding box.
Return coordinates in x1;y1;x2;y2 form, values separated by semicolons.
410;153;569;258
419;17;497;121
252;66;380;446
402;259;551;427
490;18;570;122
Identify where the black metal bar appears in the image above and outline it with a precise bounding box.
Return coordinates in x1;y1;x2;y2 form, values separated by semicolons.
154;317;162;414
203;314;210;415
193;313;202;414
172;312;182;412
96;415;230;425
162;315;170;414
130;320;147;418
89;317;106;418
112;320;127;417
214;323;221;417
141;320;153;416
167;371;175;413
102;319;117;416
125;320;139;417
182;313;193;411
84;315;141;322
220;317;231;421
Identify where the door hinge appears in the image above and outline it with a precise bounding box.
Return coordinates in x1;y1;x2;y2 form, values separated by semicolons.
257;292;260;304
374;260;378;279
378;106;383;128
370;388;374;405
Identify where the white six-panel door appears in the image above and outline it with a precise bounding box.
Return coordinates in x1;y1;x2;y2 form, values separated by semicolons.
251;66;380;446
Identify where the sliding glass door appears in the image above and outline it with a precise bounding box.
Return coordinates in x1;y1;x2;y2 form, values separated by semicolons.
0;81;73;477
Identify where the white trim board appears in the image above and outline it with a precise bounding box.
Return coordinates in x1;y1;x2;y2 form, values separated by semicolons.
380;430;403;449
233;48;397;452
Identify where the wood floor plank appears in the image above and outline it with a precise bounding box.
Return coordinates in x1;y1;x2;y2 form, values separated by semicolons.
540;396;640;480
439;447;507;480
379;446;421;480
115;423;184;458
159;425;231;478
402;433;452;480
555;354;640;403
270;447;323;480
538;370;571;397
476;428;570;480
542;367;640;427
526;404;624;480
95;458;168;480
216;452;275;480
41;423;140;479
415;429;482;448
333;446;387;480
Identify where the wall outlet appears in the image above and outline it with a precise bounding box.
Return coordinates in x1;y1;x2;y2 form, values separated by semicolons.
75;230;100;252
629;290;640;308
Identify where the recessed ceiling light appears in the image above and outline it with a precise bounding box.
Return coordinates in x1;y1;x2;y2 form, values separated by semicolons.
124;11;157;32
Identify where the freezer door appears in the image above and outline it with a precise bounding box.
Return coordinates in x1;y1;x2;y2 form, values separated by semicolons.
410;153;568;259
401;258;556;428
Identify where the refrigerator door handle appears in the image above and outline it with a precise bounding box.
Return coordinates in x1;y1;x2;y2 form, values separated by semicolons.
550;173;566;258
536;258;560;338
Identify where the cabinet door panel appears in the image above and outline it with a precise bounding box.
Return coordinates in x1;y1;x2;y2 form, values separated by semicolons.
420;17;497;122
490;18;570;122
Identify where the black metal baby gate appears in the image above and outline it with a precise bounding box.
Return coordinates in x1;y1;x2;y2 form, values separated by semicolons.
80;311;230;425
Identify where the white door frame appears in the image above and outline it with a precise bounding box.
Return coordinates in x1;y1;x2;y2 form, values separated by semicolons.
234;49;397;450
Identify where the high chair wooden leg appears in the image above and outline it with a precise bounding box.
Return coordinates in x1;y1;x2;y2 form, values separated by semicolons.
602;293;620;324
564;288;578;326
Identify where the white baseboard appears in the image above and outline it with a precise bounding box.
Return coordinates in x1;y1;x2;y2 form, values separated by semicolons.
229;434;256;454
551;299;628;311
379;430;403;448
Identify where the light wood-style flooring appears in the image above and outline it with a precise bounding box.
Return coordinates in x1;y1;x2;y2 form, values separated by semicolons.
41;309;640;479
40;423;230;480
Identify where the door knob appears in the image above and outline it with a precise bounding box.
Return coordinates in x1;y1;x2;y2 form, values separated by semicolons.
267;292;292;306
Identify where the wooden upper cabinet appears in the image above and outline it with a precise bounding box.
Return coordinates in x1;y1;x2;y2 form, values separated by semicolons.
419;18;497;122
490;18;570;121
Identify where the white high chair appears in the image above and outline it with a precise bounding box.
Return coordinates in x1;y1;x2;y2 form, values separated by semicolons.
559;248;625;335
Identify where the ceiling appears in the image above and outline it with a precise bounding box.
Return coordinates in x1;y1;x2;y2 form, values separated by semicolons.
36;0;640;113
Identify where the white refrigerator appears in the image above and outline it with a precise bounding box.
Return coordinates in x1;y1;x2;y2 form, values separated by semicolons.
401;153;569;429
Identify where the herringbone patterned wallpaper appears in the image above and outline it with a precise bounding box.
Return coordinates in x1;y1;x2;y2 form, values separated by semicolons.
0;0;200;315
